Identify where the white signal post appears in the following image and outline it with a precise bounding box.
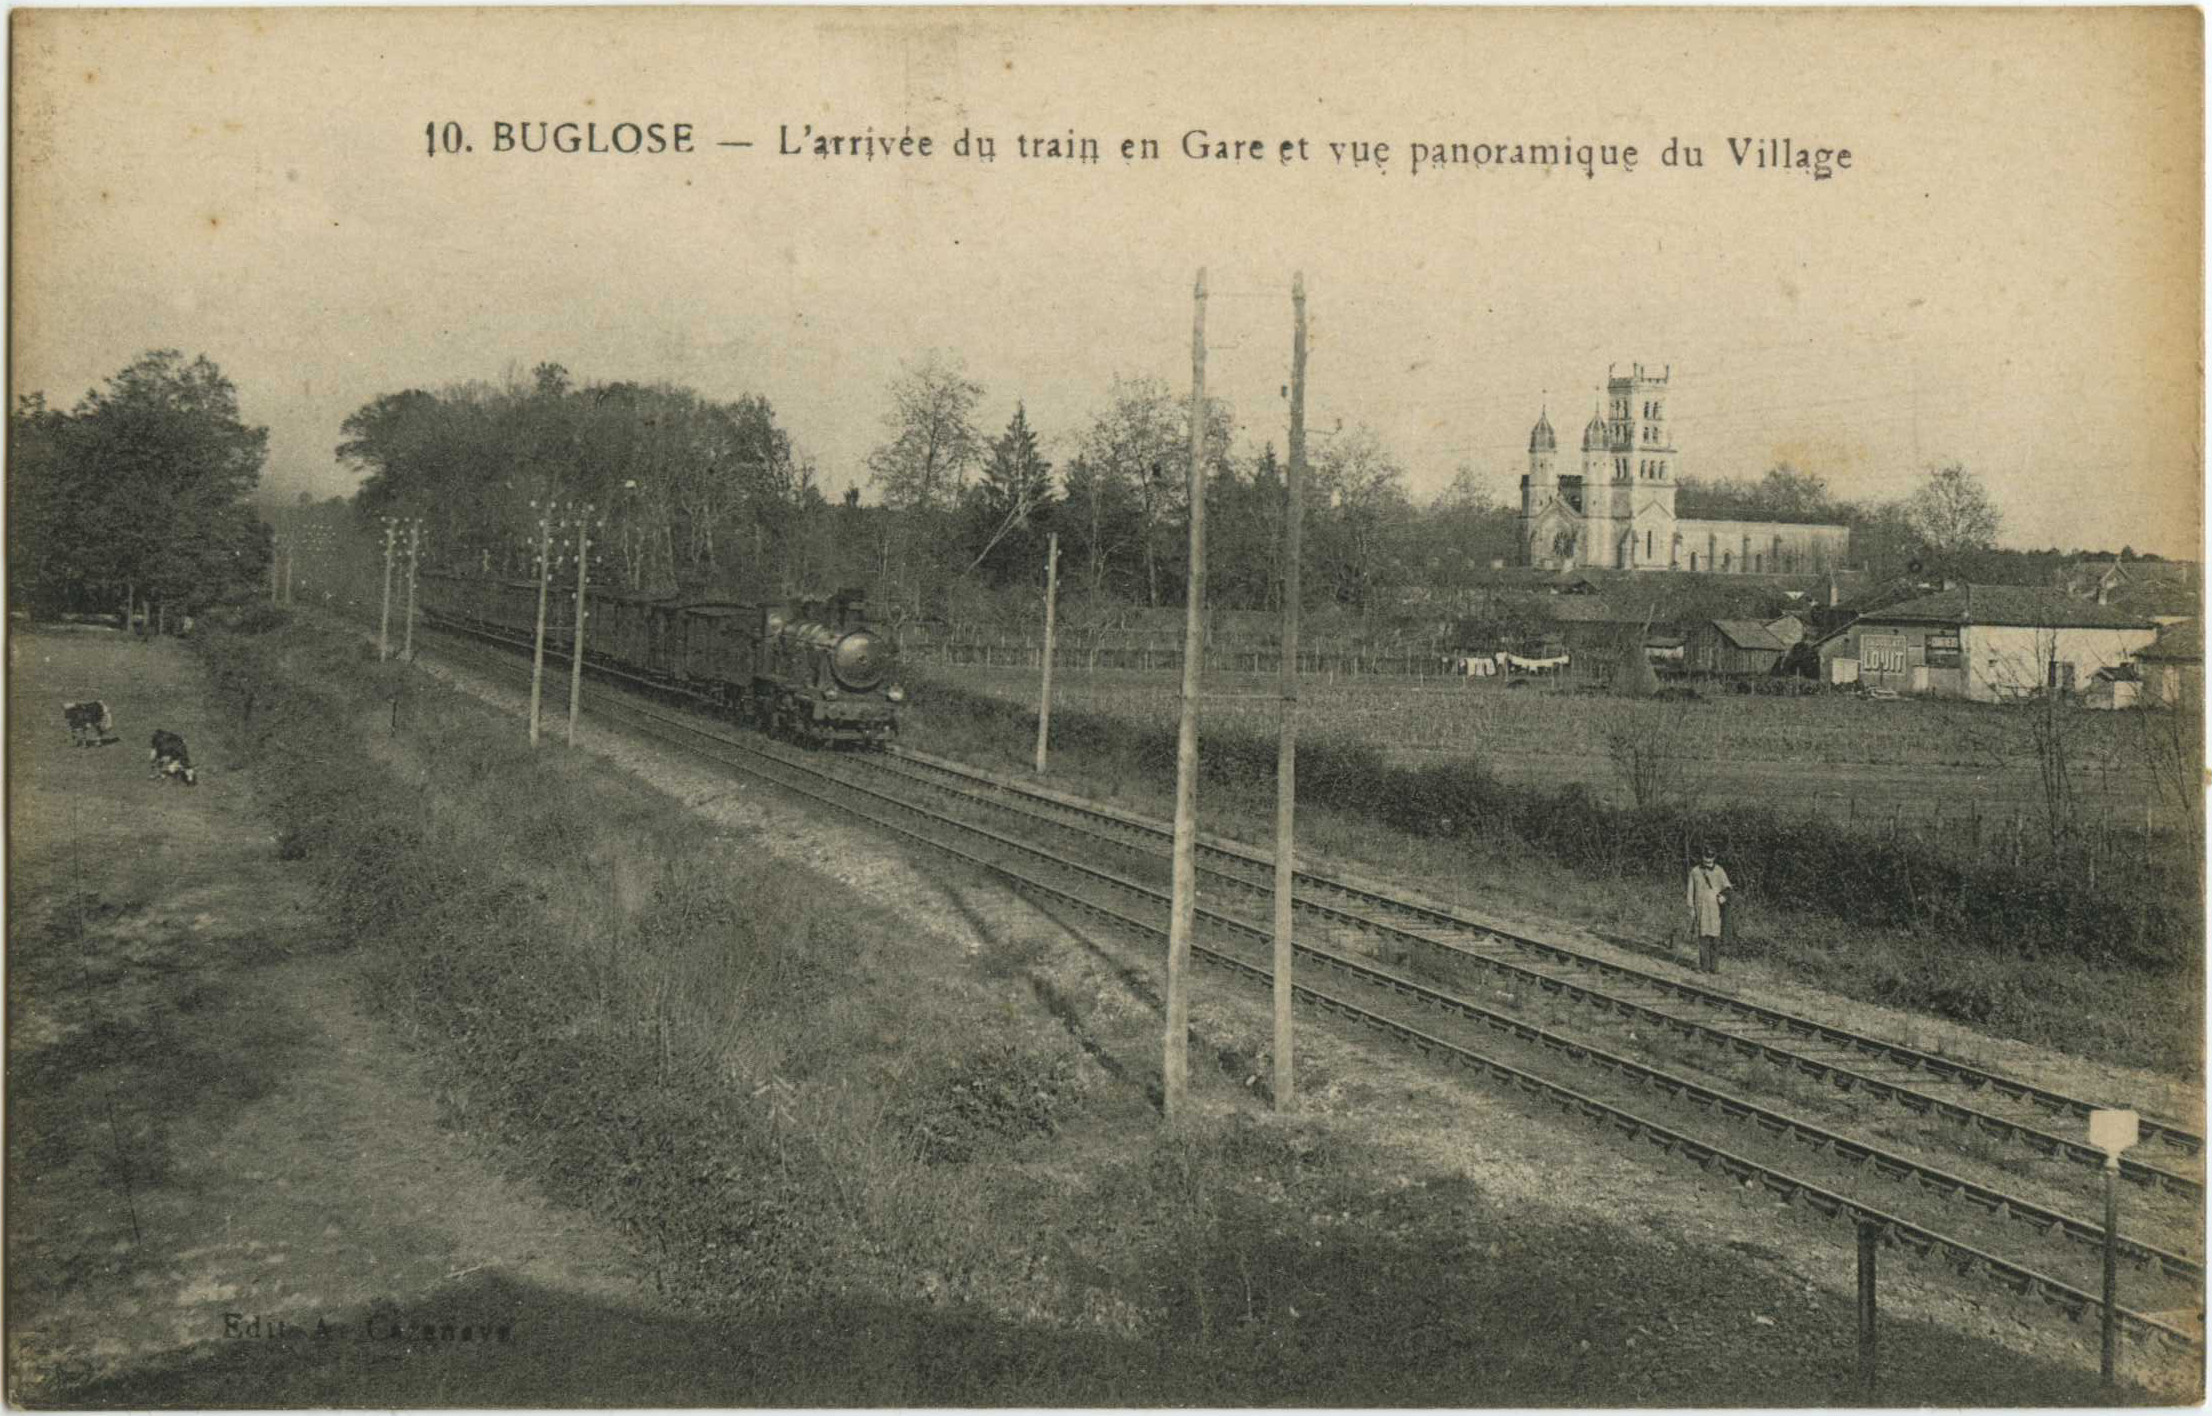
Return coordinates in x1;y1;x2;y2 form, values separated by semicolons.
401;520;423;661
527;502;558;747
2089;1108;2139;1388
566;507;597;748
377;518;399;660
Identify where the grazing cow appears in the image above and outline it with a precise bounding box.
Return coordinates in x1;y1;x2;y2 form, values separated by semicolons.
63;700;114;746
149;729;197;786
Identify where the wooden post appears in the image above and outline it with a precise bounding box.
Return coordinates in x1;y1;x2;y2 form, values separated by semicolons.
1035;532;1060;774
1163;268;1207;1125
567;508;593;748
401;521;421;661
1273;272;1306;1112
1857;1221;1878;1400
377;520;397;660
2101;1159;2119;1387
528;508;554;747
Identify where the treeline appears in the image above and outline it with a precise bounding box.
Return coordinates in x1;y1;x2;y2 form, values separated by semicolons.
335;351;1529;632
341;363;819;599
337;349;2097;639
9;351;271;623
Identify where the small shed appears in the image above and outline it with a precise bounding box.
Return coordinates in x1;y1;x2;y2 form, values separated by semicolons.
1684;619;1788;676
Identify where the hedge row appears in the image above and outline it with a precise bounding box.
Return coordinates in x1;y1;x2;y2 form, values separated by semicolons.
917;679;2197;972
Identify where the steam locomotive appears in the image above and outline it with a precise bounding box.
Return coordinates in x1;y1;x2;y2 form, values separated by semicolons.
418;572;903;746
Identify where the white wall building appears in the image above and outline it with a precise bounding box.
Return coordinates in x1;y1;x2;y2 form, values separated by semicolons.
1826;586;2158;701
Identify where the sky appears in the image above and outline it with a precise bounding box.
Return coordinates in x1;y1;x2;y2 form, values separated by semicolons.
12;8;2204;557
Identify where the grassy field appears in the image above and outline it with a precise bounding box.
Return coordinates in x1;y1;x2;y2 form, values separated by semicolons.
943;665;2173;827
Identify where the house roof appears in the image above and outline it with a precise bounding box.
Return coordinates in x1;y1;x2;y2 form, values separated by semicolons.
1710;619;1788;652
2136;620;2203;662
1856;585;2156;631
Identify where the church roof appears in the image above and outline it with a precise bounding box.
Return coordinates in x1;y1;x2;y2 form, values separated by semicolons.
1528;409;1556;454
1582;410;1608;451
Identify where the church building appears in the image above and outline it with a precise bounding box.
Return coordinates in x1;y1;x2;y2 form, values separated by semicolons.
1518;363;1850;574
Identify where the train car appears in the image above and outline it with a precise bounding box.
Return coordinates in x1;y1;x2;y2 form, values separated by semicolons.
418;570;901;747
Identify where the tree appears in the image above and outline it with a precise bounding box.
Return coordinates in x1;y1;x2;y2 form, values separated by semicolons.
866;350;985;515
1309;424;1412;622
9;351;270;620
963;403;1055;581
1070;377;1234;607
1908;461;2003;555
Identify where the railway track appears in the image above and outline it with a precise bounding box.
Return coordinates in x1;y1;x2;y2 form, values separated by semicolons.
869;748;2206;1192
410;619;2206;1358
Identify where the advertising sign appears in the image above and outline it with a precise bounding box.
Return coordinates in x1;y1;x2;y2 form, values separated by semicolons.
1860;634;1911;676
1925;630;1962;669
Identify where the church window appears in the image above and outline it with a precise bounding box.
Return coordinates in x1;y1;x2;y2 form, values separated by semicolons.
1754;553;1763;573
1723;552;1733;571
1690;553;1700;571
1646;530;1654;559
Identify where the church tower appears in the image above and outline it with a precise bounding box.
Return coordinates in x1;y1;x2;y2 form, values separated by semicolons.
1579;403;1617;567
1519;408;1559;565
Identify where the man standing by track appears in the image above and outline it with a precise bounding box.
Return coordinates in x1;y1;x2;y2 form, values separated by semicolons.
1686;844;1733;974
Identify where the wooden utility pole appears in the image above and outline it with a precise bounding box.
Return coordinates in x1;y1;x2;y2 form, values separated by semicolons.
528;506;556;746
377;520;398;660
1856;1220;1879;1400
1163;269;1207;1124
1273;272;1307;1111
567;507;594;747
1035;532;1060;774
401;521;422;661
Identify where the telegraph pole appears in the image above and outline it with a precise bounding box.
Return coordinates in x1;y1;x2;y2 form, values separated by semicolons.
1164;268;1207;1124
528;503;556;746
1273;273;1307;1111
567;506;595;748
1035;531;1060;774
401;520;423;661
377;519;398;660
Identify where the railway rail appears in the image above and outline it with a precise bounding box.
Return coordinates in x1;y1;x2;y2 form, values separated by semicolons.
410;618;2206;1357
870;746;2206;1195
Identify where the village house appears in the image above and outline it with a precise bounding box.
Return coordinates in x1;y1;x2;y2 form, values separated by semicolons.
2133;620;2202;709
1820;585;2157;701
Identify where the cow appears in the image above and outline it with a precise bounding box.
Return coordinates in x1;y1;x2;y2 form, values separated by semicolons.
149;729;197;786
63;700;115;747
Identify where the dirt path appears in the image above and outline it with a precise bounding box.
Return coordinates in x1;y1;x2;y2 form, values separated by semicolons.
3;632;692;1405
